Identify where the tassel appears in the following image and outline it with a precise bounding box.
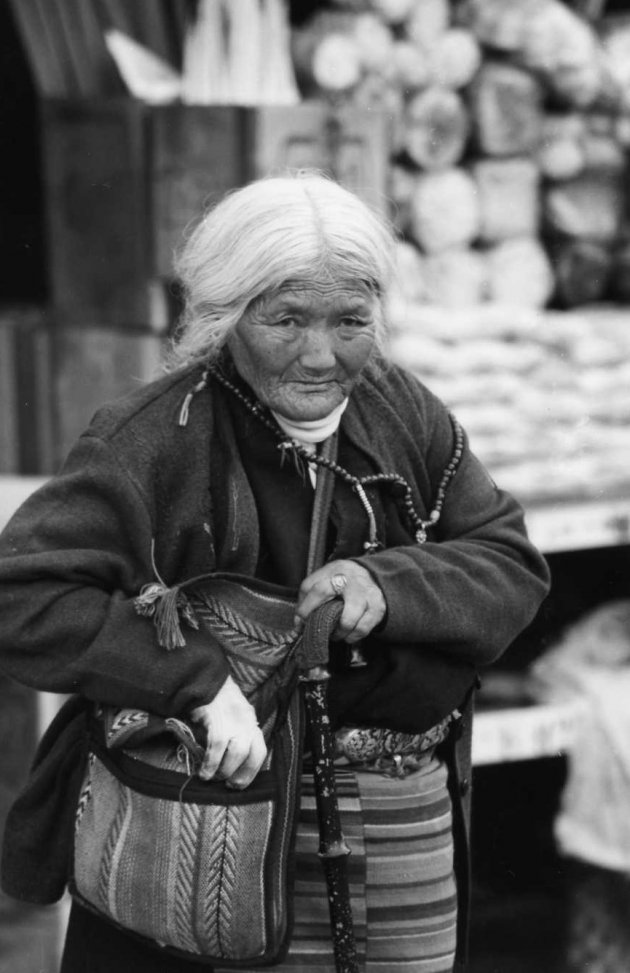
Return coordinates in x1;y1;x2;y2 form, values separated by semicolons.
134;582;167;617
155;586;188;650
134;582;199;651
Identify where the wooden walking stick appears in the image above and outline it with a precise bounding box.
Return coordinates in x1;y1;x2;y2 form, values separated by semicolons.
297;599;359;973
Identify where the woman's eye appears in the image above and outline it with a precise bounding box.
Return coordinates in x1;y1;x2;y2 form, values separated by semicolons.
275;316;298;328
339;316;368;330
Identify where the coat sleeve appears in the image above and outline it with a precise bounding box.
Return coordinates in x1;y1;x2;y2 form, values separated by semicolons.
354;405;551;667
0;434;230;717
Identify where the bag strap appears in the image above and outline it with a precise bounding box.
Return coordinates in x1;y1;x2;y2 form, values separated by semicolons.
306;431;339;576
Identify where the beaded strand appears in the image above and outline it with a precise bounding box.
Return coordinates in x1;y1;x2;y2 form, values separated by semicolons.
207;365;464;549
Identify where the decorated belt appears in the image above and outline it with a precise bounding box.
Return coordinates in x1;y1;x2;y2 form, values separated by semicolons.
333;711;459;778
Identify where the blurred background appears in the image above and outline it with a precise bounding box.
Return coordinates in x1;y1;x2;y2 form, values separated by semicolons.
2;1;630;970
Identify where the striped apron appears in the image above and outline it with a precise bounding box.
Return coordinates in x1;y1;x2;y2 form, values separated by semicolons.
241;750;457;973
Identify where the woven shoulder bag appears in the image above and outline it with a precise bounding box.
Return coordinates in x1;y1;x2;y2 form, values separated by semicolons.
71;574;305;967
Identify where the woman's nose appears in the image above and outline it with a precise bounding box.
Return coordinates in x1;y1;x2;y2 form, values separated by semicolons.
299;326;336;371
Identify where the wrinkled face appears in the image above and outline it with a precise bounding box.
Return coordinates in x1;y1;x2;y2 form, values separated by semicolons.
228;279;379;421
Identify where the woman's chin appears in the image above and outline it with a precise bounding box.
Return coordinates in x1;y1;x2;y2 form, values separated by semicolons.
274;395;342;422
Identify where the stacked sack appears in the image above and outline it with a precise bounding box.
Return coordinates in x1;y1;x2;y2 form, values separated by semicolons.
387;302;630;503
292;0;630;310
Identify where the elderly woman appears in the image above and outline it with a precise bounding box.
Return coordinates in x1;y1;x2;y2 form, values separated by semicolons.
0;174;549;973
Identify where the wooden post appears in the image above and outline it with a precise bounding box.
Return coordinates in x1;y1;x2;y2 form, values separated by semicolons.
42;99;151;328
0;308;55;475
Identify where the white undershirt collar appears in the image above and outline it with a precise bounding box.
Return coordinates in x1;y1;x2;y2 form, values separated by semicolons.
271;398;348;447
271;399;348;486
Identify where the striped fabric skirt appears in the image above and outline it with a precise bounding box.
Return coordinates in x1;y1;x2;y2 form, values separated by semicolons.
246;754;457;973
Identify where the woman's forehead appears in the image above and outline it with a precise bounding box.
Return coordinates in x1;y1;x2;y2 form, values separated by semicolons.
264;278;376;305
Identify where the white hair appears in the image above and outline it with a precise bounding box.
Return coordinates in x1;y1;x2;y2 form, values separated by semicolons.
167;171;396;369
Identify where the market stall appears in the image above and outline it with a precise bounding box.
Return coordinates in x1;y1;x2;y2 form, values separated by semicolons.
2;2;630;971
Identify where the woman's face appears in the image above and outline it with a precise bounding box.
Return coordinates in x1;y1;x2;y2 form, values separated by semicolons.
228;279;379;421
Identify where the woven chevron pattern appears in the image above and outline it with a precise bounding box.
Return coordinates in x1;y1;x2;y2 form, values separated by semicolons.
200;806;240;956
193;589;300;735
173;801;202;953
97;777;130;917
195;593;296;663
74;753;95;834
107;708;148;746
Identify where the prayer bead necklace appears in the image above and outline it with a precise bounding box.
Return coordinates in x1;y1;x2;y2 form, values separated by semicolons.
205;365;464;551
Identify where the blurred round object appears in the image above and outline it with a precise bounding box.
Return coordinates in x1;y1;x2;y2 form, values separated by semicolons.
467;0;545;52
428;28;482;89
407;0;450;50
486;237;554;308
538;114;585;180
470;61;543;158
551;240;612;309
552;62;602;110
311;33;362;91
582;135;625;173
424;248;487;307
539;139;584;180
409;168;480;253
521;2;595;74
404;87;469;170
544;170;624;242
353;73;404;115
353;13;394;72
391;40;431;91
520;1;603;107
473;158;540;243
603;24;630;93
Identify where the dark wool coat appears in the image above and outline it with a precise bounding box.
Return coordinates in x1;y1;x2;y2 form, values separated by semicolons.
0;358;550;966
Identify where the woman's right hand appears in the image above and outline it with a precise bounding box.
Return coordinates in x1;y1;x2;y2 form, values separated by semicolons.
190;675;267;788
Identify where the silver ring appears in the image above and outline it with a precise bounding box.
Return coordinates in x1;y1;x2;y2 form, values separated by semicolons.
330;573;348;596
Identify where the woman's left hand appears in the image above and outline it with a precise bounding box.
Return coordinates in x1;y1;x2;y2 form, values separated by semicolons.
295;559;387;643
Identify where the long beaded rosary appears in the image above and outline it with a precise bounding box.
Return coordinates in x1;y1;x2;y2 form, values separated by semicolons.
195;365;465;553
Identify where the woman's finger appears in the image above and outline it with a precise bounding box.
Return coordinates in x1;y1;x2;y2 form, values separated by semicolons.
297;561;387;637
296;582;337;622
335;596;386;642
226;731;268;789
296;561;359;620
216;734;253;781
200;733;230;781
191;675;264;783
332;595;369;640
